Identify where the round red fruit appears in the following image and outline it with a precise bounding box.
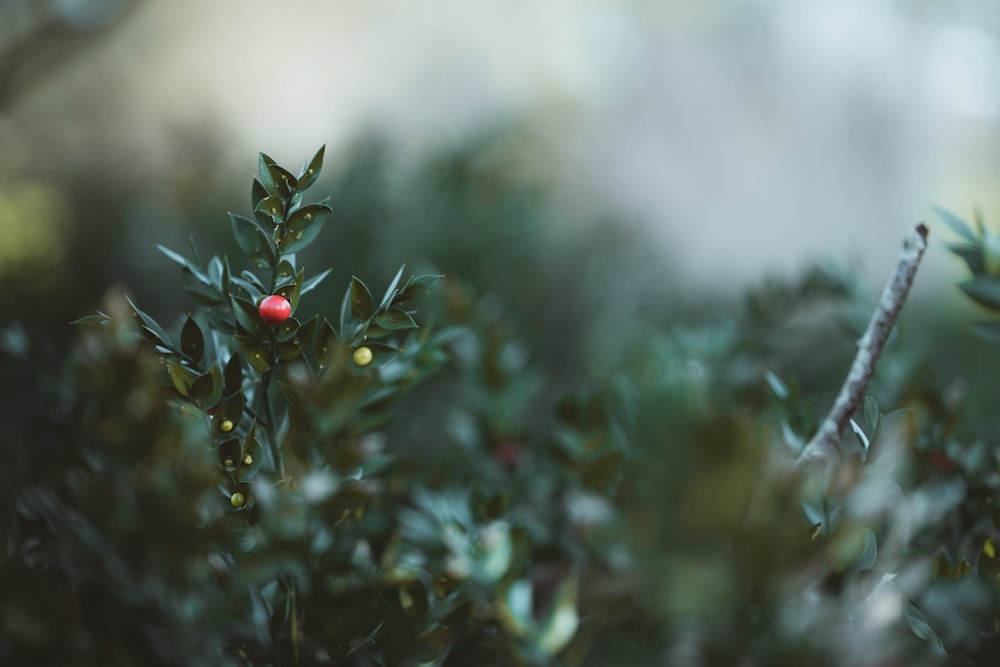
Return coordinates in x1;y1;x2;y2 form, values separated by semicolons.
258;295;291;326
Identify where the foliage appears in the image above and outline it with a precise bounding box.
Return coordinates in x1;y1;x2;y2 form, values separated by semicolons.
4;151;1000;666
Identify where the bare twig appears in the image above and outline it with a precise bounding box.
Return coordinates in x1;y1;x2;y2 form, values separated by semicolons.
796;224;929;466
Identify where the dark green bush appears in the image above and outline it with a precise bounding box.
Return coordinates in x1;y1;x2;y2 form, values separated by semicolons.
3;148;1000;666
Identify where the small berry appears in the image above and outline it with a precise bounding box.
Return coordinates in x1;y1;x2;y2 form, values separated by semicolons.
223;457;234;468
230;492;245;508
353;346;373;366
220;418;234;432
243;454;253;466
258;295;292;326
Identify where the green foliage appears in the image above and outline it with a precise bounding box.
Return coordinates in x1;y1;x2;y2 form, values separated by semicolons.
5;147;1000;666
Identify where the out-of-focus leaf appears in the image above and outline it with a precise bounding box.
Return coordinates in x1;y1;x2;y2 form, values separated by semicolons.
959;276;1000;312
167;361;198;397
935;206;978;244
904;599;946;653
763;370;789;401
864;395;879;432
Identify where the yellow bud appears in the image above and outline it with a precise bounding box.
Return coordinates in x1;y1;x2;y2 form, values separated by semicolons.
243;454;253;466
220;419;234;433
230;492;245;508
353;346;373;367
224;457;234;468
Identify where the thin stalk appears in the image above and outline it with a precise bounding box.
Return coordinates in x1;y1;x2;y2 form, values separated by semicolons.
796;224;929;466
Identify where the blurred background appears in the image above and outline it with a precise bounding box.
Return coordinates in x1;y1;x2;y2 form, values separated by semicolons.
2;0;1000;371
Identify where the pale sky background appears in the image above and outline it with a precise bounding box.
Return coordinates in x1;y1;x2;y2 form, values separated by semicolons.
5;0;1000;302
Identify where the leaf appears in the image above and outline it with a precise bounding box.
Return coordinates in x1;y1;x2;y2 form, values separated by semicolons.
301;268;331;296
190;363;224;406
251;177;269;211
315;319;337;362
864;395;879;432
856;529;877;570
254;195;284;223
286;203;332;232
934;206;978;244
971;321;1000;340
215;390;245;435
275;268;304;314
763;370;789;401
231;296;266;336
380;265;406;310
350;276;374;321
281;219;323;253
258;152;297;198
167;361;198;398
230;213;275;268
181;315;205;362
959;276;1000;312
236;335;271;373
157;244;208;285
297;144;325;190
396;274;444;305
850;418;869;456
373;308;418;331
224;353;243;395
904;599;946;653
72;312;111;327
946;242;985;276
124;295;173;348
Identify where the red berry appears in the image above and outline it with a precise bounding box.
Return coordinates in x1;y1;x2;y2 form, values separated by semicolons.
258;295;291;326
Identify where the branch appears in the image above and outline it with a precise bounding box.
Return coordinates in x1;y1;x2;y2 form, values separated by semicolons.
796;223;929;466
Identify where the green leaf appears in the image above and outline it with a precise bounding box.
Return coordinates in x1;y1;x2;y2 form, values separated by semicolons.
181;315;205;362
231;296;266;336
904;599;945;653
856;529;877;570
396;274;444;305
190;363;224;406
275;268;304;314
301;268;331;296
373;308;418;331
287;203;332;232
72;312;111;327
959;276;1000;312
255;196;284;223
282;204;331;255
380;265;406;310
125;295;173;348
167;361;198;398
934;206;978;244
864;395;879;432
258;153;297;198
251;177;269;211
218;438;241;471
297;144;325;190
315;319;337;362
157;245;209;286
236;335;271;373
350;276;374;321
946;242;984;276
763;370;789;401
215;390;245;436
230;213;275;268
972;321;1000;340
224;353;243;395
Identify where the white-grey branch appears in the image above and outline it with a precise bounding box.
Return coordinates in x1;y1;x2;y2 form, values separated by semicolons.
796;223;929;466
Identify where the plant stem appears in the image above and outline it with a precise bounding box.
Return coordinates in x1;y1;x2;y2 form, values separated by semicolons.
796;224;929;466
